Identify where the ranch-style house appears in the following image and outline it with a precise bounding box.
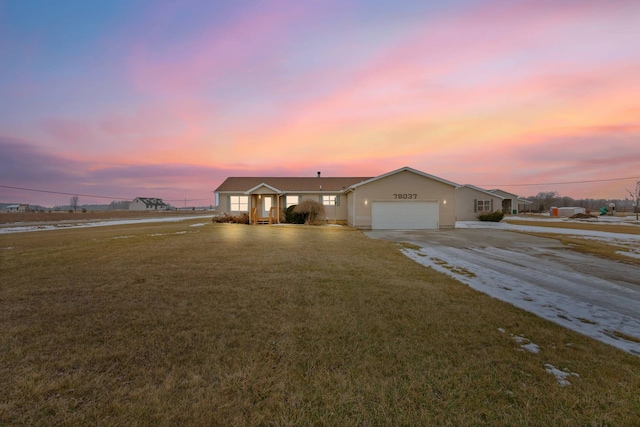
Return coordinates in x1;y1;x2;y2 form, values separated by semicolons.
214;166;526;230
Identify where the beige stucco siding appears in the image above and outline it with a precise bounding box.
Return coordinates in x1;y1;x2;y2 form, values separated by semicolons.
350;170;456;229
455;187;503;221
218;192;348;222
294;194;348;222
217;193;250;214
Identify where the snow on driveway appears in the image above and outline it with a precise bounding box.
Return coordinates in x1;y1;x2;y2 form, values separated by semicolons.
366;222;640;356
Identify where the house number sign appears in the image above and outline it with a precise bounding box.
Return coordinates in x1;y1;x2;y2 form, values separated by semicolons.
393;193;418;199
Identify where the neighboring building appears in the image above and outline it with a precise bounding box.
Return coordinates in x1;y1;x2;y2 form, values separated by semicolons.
129;197;168;211
5;204;28;212
554;207;586;217
489;189;531;215
215;166;507;230
455;185;504;221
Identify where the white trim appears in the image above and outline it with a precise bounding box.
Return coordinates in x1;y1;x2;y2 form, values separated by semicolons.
244;183;283;195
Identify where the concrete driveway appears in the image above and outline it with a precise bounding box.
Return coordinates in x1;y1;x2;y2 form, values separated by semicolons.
364;228;640;356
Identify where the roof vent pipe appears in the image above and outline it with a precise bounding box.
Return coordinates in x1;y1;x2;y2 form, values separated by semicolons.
317;171;321;178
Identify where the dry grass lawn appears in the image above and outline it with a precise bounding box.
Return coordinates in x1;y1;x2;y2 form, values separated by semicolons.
1;220;639;425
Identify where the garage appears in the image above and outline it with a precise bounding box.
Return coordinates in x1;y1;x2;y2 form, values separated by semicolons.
371;201;439;230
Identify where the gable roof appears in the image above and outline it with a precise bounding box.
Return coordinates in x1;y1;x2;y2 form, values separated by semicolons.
134;197;167;207
489;189;522;199
215;177;372;193
346;166;459;191
244;183;283;194
457;184;504;199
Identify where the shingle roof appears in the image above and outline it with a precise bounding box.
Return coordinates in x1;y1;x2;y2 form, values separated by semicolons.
135;197;167;207
215;177;372;193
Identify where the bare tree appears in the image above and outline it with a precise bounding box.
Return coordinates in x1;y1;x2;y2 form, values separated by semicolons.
70;195;79;213
626;180;640;221
535;191;560;211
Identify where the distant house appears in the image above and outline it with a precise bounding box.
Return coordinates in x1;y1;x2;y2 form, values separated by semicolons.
129;197;168;211
6;204;28;213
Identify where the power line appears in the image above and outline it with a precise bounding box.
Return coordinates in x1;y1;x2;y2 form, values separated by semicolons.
479;175;640;187
0;185;212;203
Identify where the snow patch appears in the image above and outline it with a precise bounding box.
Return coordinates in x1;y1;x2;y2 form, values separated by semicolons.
190;223;206;227
544;364;579;387
616;250;640;259
511;335;540;354
401;244;640;356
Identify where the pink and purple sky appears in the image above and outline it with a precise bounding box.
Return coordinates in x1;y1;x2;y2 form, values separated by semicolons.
1;0;639;207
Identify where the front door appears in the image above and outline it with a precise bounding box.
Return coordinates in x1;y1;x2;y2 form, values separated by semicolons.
262;196;273;218
502;199;512;214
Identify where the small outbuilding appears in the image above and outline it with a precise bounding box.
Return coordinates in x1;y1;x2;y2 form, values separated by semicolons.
553;207;586;217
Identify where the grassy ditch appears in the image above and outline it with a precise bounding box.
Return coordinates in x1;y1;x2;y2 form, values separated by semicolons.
1;221;639;425
515;232;640;266
505;219;640;235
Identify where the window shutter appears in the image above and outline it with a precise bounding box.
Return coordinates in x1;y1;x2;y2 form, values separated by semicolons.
474;199;477;213
227;195;231;211
490;199;493;211
336;195;340;206
319;195;323;204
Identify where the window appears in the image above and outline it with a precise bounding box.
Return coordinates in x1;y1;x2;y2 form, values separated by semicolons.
286;195;299;208
323;195;338;206
230;196;248;211
476;199;492;212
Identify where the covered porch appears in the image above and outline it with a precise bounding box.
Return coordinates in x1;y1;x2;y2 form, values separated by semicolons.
246;184;284;225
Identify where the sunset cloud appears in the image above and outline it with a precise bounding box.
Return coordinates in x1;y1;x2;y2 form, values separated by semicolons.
1;1;639;205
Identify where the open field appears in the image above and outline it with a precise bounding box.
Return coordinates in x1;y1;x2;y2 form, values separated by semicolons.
1;220;640;425
0;210;211;226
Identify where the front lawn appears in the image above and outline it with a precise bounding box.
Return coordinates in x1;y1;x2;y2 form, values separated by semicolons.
1;221;639;425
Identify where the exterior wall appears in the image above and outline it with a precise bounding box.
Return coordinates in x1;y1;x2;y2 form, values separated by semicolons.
558;207;586;217
217;192;349;222
350;170;456;229
455;187;503;221
218;193;249;214
129;199;149;211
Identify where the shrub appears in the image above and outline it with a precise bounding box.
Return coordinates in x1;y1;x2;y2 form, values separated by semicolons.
293;199;325;224
477;211;504;222
211;213;250;224
284;205;306;224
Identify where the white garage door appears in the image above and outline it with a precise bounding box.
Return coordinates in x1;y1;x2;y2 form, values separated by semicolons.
371;201;439;230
